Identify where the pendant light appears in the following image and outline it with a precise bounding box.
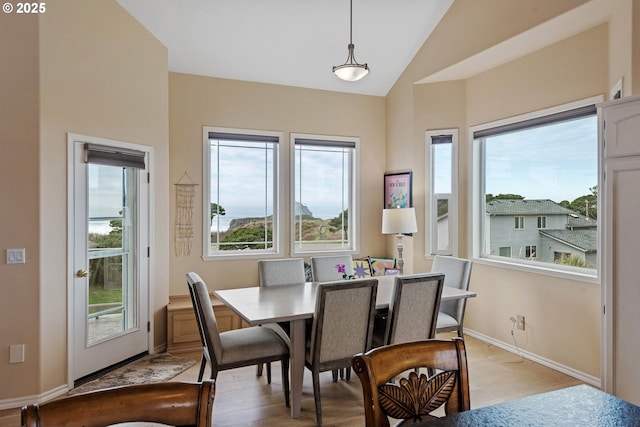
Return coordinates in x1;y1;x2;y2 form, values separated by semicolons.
332;0;369;81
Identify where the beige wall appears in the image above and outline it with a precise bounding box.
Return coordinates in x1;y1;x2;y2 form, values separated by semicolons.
168;73;386;294
461;24;607;379
0;0;169;402
386;0;639;381
0;13;41;398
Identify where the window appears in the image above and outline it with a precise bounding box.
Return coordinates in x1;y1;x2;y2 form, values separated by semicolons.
525;245;536;259
291;134;358;255
537;216;547;229
499;247;512;257
472;98;599;275
426;130;458;256
203;127;283;258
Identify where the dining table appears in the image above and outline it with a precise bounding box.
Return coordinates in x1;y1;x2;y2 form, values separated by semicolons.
412;384;640;426
213;274;477;418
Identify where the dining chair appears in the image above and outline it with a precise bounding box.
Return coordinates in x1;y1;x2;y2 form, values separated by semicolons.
432;255;473;337
352;338;470;426
186;272;291;407
310;255;354;282
256;258;306;379
22;379;215;427
371;273;445;348
305;278;378;425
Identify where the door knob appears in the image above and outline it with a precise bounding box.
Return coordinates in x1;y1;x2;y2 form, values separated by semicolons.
76;269;88;278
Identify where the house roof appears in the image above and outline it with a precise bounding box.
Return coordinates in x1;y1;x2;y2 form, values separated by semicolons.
539;229;597;252
486;199;576;216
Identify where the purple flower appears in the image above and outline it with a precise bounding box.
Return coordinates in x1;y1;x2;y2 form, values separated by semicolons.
336;263;346;273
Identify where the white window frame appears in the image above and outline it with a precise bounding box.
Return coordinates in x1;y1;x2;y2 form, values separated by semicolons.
470;96;602;281
514;216;525;230
202;126;284;259
537;216;547;229
425;129;458;257
290;133;359;256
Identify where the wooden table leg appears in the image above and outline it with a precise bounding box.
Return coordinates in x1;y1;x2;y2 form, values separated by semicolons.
289;318;305;418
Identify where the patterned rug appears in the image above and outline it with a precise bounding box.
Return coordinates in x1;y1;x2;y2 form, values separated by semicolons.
70;353;196;395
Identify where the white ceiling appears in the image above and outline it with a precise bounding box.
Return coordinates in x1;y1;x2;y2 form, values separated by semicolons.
116;0;454;97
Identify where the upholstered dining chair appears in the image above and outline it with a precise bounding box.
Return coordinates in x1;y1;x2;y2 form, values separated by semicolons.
22;380;215;427
352;338;470;426
305;278;378;425
371;273;445;348
310;255;354;282
431;256;473;337
256;258;306;379
186;272;291;407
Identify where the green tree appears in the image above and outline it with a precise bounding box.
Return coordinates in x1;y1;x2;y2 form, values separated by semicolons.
89;219;122;249
328;209;348;230
211;203;226;221
566;185;597;219
485;193;524;203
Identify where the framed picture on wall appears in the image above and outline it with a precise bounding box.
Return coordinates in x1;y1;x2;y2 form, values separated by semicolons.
384;171;412;208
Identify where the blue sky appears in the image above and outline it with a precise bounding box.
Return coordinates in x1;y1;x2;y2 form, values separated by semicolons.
483;116;597;203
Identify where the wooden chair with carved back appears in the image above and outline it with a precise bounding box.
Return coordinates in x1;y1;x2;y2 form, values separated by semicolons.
352;338;470;426
21;379;215;427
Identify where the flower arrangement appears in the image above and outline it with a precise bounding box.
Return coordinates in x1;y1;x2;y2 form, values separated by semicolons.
336;263;354;280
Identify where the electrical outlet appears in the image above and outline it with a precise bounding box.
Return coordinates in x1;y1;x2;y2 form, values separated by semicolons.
517;315;525;331
10;344;25;363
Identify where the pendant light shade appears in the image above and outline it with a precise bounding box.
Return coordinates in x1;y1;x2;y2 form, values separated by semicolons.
332;0;369;81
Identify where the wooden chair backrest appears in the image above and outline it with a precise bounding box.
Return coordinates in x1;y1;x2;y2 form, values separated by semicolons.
21;380;215;427
352;339;470;427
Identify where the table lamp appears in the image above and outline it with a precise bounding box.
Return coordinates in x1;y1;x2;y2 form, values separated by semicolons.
382;207;418;274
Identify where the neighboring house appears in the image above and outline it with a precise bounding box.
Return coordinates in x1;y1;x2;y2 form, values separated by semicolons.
485;199;597;268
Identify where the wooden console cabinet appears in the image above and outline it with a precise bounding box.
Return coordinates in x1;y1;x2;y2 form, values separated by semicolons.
166;294;244;354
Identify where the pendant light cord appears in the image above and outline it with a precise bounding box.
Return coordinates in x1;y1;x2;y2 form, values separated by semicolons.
349;0;353;44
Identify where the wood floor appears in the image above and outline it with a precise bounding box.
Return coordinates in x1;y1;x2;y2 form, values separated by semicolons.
0;334;583;426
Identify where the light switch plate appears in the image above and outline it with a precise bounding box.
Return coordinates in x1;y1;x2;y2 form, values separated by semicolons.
6;248;25;264
10;344;25;363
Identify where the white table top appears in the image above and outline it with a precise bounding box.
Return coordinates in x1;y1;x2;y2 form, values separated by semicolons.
214;275;476;326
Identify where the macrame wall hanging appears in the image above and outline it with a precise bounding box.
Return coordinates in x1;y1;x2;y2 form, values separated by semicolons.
174;172;197;256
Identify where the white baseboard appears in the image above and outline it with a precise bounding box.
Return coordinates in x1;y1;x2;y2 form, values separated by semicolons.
0;384;68;411
2;344;169;411
465;328;601;388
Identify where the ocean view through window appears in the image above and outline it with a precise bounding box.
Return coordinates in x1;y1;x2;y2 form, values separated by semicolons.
204;127;282;258
291;134;358;255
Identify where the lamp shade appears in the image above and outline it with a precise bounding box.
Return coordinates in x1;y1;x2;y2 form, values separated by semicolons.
382;208;418;234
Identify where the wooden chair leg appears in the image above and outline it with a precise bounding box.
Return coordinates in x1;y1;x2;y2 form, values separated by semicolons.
312;369;322;426
266;362;272;384
256;363;263;377
281;358;290;408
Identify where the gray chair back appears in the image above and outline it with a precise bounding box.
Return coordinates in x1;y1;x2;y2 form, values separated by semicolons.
431;255;473;336
384;273;444;345
310;255;353;282
306;278;378;425
258;258;306;287
309;278;377;367
187;272;223;365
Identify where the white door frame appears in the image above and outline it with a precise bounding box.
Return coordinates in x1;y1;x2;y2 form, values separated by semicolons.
66;133;154;386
